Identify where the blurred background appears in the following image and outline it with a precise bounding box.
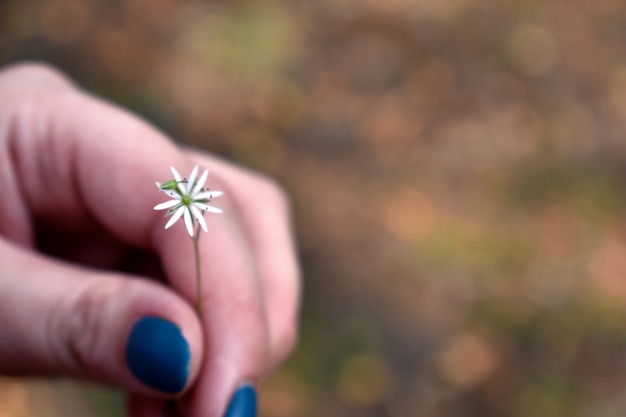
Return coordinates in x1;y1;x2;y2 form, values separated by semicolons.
3;0;626;416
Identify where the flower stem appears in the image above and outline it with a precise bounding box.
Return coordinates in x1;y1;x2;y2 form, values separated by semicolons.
192;225;203;318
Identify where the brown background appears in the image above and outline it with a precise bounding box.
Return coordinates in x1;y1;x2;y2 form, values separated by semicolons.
3;0;626;416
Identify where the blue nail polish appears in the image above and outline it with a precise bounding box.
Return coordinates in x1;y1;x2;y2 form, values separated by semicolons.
224;384;257;417
126;316;190;394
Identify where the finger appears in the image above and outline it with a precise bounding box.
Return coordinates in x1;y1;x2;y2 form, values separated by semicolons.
0;237;203;396
0;64;69;246
187;151;301;369
0;74;181;248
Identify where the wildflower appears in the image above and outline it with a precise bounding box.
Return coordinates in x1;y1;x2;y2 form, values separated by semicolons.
154;165;223;237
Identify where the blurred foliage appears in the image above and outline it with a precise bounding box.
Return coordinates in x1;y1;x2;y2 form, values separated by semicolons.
4;0;626;416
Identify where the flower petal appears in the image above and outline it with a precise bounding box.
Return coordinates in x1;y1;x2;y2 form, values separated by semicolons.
170;166;186;195
162;189;180;199
187;165;199;194
190;205;208;232
153;199;180;211
195;203;223;213
191;169;209;196
195;190;223;200
183;208;194;237
170;166;182;182
164;207;185;229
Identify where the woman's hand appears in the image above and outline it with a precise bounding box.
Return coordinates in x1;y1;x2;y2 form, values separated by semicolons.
0;62;300;417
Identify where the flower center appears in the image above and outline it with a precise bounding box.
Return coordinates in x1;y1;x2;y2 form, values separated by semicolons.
182;194;193;206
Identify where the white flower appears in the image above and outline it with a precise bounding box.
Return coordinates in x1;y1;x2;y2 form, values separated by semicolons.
154;165;223;237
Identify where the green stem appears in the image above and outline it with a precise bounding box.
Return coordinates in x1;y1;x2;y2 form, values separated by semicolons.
192;225;202;318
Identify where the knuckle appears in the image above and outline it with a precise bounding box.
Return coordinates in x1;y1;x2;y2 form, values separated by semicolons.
280;325;299;358
220;293;273;365
48;280;122;375
255;176;292;214
273;318;299;363
0;61;75;90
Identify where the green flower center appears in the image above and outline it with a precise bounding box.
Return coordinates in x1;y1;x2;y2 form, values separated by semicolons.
182;194;193;206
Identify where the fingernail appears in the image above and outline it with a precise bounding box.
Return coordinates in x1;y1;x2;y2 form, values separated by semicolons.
224;384;257;417
126;316;190;394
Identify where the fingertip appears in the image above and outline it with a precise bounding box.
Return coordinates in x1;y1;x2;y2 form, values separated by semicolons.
121;288;204;397
90;278;205;397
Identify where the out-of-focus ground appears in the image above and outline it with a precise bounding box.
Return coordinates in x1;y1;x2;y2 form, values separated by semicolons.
3;0;626;416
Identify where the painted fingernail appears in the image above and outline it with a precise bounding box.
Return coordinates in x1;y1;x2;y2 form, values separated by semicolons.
126;316;190;394
224;384;257;417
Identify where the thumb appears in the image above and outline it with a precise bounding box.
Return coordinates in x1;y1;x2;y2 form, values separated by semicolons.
0;237;203;396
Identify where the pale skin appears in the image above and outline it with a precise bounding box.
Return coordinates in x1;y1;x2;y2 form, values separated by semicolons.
0;62;301;417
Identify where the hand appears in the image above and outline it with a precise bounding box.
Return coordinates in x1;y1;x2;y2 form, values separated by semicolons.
0;62;300;417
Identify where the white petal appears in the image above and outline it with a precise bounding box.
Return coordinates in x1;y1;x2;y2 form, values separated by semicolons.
195;203;223;213
170;166;186;195
187;165;199;194
154;199;180;211
170;166;182;182
162;189;180;199
192;169;209;196
155;181;162;189
183;208;194;237
164;207;185;229
195;190;223;200
191;205;208;232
